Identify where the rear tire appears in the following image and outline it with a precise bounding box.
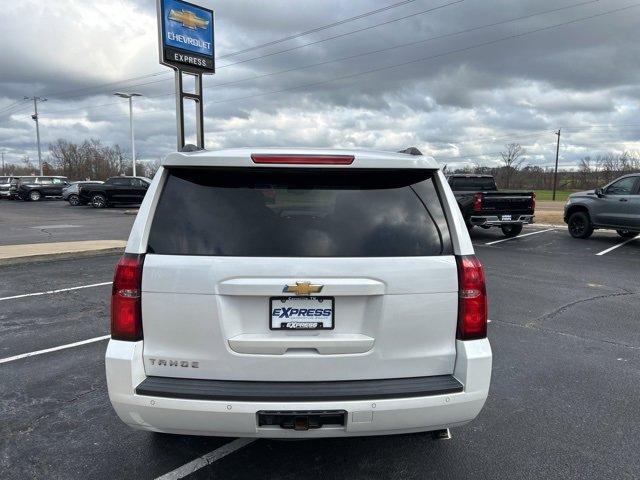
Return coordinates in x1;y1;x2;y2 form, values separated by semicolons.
500;224;523;238
29;190;42;201
616;229;638;238
68;194;80;206
91;194;107;208
568;211;593;239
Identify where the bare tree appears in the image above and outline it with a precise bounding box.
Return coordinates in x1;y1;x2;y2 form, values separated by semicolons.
451;150;640;191
499;143;526;188
577;157;592;189
49;139;125;180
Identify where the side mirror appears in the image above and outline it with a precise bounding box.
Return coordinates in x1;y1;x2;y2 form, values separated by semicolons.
595;188;604;198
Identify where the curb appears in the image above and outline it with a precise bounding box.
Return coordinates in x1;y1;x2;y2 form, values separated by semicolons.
0;247;125;266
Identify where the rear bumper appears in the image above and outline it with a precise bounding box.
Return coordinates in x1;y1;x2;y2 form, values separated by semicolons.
105;338;492;438
470;214;534;226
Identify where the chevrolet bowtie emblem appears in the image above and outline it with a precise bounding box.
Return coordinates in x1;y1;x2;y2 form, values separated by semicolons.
169;9;209;29
283;282;323;296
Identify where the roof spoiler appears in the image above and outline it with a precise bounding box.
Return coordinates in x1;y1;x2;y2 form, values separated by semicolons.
398;147;423;156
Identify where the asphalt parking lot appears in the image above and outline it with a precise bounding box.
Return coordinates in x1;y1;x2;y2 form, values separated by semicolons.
1;224;639;479
0;199;135;245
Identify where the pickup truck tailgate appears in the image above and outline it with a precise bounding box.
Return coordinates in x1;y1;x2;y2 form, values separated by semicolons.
479;192;534;213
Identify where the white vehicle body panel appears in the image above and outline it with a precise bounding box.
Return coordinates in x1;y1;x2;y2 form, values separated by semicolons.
107;338;491;438
107;147;490;438
141;255;458;381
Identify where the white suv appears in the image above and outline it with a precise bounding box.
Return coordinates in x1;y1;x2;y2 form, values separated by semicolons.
105;148;492;438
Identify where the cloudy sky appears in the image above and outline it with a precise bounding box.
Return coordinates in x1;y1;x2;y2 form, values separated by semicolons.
1;0;639;170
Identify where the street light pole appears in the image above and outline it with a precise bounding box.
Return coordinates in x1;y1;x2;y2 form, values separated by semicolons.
25;96;46;175
114;92;142;176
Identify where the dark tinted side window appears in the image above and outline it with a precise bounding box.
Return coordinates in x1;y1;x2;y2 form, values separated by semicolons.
109;178;131;186
148;168;452;257
131;178;147;187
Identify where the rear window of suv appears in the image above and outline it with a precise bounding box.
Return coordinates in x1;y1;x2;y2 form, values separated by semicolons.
148;168;452;257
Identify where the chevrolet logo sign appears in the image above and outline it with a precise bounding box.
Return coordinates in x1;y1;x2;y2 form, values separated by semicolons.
169;9;209;30
283;282;323;296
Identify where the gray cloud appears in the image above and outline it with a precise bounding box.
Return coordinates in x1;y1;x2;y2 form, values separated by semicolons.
1;0;639;171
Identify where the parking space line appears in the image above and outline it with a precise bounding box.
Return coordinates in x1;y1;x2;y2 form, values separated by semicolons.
155;438;256;480
595;234;640;256
0;281;112;302
0;335;110;365
484;228;555;246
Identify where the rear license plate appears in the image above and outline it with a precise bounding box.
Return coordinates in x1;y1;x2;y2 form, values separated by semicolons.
270;296;334;330
502;214;512;221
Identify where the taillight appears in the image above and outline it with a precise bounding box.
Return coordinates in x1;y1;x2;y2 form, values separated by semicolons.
473;193;483;212
111;254;144;341
456;255;487;340
251;154;354;165
531;192;536;211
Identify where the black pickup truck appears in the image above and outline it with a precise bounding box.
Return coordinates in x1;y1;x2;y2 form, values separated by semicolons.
447;174;535;237
78;176;151;208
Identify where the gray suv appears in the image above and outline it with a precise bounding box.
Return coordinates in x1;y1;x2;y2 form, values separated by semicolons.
564;174;640;238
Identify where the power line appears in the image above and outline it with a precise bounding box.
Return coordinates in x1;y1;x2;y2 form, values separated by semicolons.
39;0;601;117
437;139;557;161
219;0;422;59
561;123;640;130
50;0;464;101
214;0;465;70
200;3;640;108
35;1;640;149
0;99;30;115
42;72;169;102
181;0;601;94
43;0;435;100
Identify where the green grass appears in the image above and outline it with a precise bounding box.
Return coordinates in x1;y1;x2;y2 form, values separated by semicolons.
533;190;576;201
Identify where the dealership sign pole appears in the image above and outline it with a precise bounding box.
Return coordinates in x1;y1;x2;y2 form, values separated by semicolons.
157;0;215;151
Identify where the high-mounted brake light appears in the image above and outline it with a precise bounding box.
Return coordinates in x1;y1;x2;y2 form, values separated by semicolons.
456;255;487;340
111;254;144;341
251;154;354;165
473;193;483;212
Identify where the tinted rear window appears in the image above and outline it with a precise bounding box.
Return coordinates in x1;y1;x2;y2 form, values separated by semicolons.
449;177;497;191
148;168;452;257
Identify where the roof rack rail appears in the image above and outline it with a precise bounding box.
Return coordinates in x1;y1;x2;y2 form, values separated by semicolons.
398;147;423;156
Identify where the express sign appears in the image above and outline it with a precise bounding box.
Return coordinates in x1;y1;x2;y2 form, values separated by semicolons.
157;0;215;73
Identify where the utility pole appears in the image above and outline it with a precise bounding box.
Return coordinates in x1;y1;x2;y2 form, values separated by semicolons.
1;151;4;175
25;96;46;176
114;92;142;176
552;129;561;201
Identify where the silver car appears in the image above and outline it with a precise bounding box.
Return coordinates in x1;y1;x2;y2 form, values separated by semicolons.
0;176;13;198
62;181;103;206
564;173;640;238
